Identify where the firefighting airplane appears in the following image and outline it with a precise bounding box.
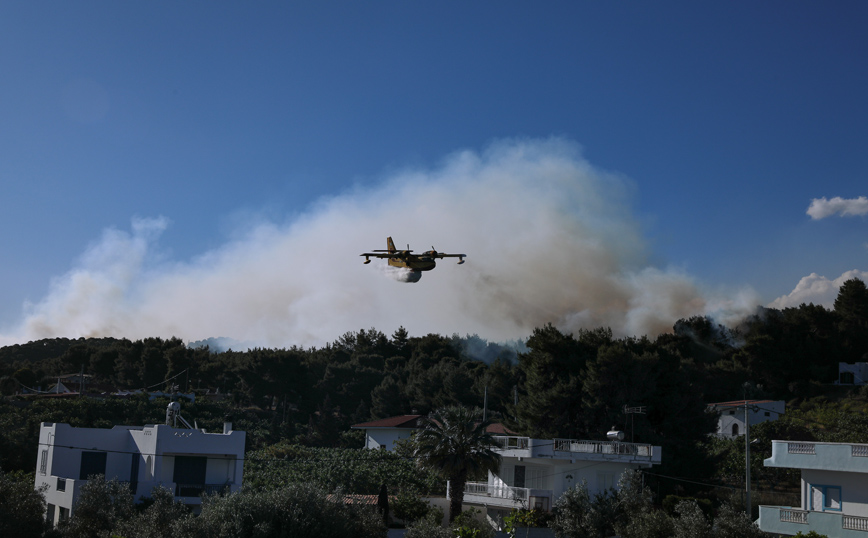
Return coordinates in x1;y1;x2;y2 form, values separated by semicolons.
361;237;466;273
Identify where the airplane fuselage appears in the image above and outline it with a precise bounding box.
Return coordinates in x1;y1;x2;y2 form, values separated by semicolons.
388;256;436;271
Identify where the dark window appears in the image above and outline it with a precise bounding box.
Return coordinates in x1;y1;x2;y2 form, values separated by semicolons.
841;372;855;384
79;451;107;480
57;477;66;492
731;424;739;436
514;465;526;488
765;412;770;417
129;454;140;494
173;456;207;496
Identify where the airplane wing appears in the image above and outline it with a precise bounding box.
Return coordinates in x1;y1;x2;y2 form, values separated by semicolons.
431;253;466;259
360;252;398;259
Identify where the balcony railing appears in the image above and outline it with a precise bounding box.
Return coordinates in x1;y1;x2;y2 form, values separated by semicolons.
780;509;808;524
554;439;653;457
844;514;868;531
787;442;816;455
175;483;230;497
465;482;530;503
493;436;529;450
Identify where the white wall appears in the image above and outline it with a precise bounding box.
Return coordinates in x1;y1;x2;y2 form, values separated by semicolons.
802;469;868;517
365;428;415;451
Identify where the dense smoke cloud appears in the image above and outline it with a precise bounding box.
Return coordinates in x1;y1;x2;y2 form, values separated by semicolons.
769;269;868;309
807;196;868;219
0;139;757;348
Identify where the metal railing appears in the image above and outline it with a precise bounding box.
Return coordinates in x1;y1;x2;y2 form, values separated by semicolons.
787;443;816;455
779;509;808;524
554;439;653;457
844;514;868;531
493;436;529;450
464;482;530;503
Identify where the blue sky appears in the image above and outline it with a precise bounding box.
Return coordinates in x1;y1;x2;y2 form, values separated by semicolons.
1;2;866;347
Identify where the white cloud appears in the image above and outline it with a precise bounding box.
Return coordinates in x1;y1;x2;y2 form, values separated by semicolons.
807;196;868;220
0;138;757;348
768;270;868;309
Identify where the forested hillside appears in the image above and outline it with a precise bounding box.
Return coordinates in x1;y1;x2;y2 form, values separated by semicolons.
2;278;868;500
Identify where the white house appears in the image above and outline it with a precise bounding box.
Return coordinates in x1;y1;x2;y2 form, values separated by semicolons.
758;440;868;537
457;434;662;528
34;416;245;527
707;399;785;438
351;416;516;452
838;363;868;385
351;415;425;450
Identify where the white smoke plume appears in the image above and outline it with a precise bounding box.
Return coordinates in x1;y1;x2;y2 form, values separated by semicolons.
768;269;868;309
807;196;868;220
0;139;757;348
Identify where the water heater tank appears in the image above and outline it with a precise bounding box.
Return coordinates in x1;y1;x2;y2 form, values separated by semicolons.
607;430;625;441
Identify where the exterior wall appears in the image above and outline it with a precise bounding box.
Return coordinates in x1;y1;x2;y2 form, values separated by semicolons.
364;428;415;451
838;363;868;385
801;469;868;517
35;421;245;526
713;401;785;438
758;505;868;537
759;440;868;536
461;436;661;522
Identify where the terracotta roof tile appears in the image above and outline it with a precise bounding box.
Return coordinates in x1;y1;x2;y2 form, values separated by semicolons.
351;415;423;429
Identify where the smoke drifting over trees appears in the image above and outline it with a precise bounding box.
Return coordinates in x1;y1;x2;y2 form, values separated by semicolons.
3;139;759;348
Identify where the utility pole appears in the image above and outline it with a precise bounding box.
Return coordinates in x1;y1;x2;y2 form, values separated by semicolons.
743;400;759;516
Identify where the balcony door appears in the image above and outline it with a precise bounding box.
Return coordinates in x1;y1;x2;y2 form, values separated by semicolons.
173;456;207;496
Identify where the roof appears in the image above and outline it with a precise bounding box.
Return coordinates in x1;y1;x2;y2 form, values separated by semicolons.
486;423;517;435
351;415;423;430
707;399;779;408
351;415;516;435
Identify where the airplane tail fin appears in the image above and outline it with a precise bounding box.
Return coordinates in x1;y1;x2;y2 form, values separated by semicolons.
386;237;396;252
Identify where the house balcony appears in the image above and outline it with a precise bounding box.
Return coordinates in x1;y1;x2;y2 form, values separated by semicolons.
174;482;233;500
765;440;868;473
492;436;661;465
459;481;553;511
759;506;868;537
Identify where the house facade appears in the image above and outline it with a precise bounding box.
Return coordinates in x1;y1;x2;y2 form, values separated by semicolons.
34;420;245;527
707;399;785;438
758;440;868;537
456;435;662;528
838;363;868;385
351;415;424;451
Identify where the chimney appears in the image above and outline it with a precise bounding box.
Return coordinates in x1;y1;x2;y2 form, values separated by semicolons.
223;421;232;434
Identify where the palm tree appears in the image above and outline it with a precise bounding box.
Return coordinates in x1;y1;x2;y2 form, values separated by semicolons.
413;405;502;522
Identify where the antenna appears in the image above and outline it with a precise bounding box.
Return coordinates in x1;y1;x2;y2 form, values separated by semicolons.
622;405;646;443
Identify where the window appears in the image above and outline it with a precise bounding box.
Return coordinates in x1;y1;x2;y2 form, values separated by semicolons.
47;504;56;524
764;412;770;417
731;424;739;436
810;485;842;512
597;472;616;490
39;450;48;475
57;477;66;492
173;456;207;496
514;465;526;488
79;451;107;480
